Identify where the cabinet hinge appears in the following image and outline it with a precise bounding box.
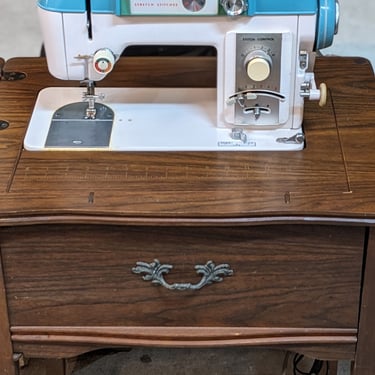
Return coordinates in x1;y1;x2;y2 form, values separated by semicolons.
0;58;26;81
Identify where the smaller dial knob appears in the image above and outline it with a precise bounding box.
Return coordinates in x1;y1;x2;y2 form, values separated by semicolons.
221;0;247;16
245;50;272;82
93;48;116;75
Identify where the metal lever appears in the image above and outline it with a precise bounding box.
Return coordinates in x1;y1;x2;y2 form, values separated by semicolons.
132;259;234;291
300;72;328;107
243;106;271;119
227;89;286;106
276;133;305;145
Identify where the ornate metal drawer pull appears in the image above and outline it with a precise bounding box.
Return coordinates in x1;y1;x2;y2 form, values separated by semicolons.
132;259;233;291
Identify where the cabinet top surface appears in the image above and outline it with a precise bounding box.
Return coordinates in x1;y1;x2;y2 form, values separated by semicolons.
0;56;374;225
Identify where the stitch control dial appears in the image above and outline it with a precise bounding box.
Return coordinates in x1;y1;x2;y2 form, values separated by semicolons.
245;50;272;82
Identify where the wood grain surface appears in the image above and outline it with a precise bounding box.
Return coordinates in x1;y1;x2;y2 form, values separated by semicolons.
0;56;374;224
2;224;363;328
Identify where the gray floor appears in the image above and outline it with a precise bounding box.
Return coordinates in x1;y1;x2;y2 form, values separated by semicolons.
69;348;289;375
1;1;371;374
19;348;316;375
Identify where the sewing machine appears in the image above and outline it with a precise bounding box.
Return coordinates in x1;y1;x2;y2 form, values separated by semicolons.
24;0;339;151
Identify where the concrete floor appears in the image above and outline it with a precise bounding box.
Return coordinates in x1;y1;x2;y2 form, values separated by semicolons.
19;348;333;375
69;348;288;375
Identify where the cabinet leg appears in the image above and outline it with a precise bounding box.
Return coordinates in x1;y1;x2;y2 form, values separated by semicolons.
0;325;16;375
354;228;375;375
0;357;16;375
0;253;16;375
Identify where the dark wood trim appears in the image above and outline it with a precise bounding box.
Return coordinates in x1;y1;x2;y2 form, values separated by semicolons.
1;214;375;228
11;326;357;363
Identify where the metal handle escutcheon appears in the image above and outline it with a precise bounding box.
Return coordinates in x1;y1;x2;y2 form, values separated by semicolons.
132;259;234;291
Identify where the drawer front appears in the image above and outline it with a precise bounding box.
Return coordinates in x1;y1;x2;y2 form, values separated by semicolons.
1;224;364;328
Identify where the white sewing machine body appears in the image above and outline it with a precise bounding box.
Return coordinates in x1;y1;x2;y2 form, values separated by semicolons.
25;0;339;151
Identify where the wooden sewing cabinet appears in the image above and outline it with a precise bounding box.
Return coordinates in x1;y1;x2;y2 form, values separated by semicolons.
0;56;375;374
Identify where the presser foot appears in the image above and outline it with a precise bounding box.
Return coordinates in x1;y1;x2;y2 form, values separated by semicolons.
45;102;114;148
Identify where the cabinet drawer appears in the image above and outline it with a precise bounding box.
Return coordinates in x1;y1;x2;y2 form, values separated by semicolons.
1;224;364;329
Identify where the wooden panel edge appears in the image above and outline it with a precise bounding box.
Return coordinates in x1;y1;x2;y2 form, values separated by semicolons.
1;214;375;227
11;326;357;347
11;326;357;362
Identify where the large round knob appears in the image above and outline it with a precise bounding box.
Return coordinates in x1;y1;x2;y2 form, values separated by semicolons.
245;51;272;82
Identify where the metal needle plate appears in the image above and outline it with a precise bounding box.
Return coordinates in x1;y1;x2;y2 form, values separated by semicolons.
45;102;114;148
